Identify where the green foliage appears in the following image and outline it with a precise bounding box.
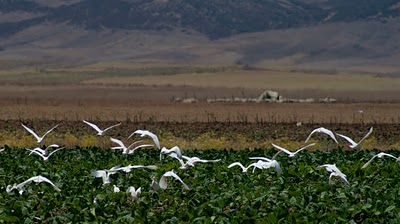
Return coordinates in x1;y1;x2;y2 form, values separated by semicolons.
1;147;400;222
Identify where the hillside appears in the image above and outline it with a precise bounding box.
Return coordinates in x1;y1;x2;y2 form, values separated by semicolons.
1;0;400;74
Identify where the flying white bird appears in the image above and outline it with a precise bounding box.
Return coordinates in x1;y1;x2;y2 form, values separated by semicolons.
361;152;399;169
83;120;121;136
336;127;373;149
27;147;64;161
113;185;120;193
6;175;61;195
178;155;221;169
228;162;262;173
160;146;182;161
249;159;283;174
316;164;348;185
158;170;189;190
27;144;60;156
126;186;142;201
110;137;153;155
91;165;122;185
113;164;158;173
272;143;316;158
22;123;59;144
305;127;338;144
128;130;160;149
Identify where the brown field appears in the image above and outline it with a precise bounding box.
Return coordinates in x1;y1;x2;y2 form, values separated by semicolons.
0;63;400;149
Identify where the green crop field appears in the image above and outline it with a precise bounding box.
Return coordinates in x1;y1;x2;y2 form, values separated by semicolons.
1;146;400;223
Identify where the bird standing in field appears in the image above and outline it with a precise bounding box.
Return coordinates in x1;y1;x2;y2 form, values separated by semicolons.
361;152;399;169
6;175;61;195
83;120;121;136
305;127;338;144
128;130;160;149
22;123;59;144
336;127;373;149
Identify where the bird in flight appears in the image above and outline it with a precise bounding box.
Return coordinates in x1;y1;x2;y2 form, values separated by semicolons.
272;143;315;158
336;127;373;149
128;130;160;149
155;170;189;190
361;152;399;169
27;147;64;161
316;164;348;185
7;175;61;195
83;120;121;136
305;127;338;144
110;137;153;155
22;123;59;144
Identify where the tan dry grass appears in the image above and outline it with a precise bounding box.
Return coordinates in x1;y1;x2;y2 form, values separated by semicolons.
82;69;400;91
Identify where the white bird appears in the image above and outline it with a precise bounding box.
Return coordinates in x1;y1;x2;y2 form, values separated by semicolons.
114;164;158;173
6;175;61;195
28;147;64;161
361;152;399;169
126;186;141;201
0;148;5;152
316;164;348;185
336;127;373;149
22;123;59;144
160;146;182;161
272;143;316;158
83;120;121;136
128;130;160;149
158;170;189;190
113;185;120;193
228;162;260;173
305;127;338;144
248;156;283;174
27;144;60;156
110;137;153;155
91;165;122;185
179;155;221;169
250;159;283;174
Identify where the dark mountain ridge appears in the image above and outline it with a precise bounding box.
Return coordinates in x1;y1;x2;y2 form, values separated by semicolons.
2;0;400;39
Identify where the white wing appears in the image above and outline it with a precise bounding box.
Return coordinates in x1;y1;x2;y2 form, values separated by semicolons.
41;124;59;140
305;128;319;143
228;162;247;172
21;124;41;141
167;171;190;190
83;120;103;133
336;133;357;146
320;128;339;144
129;130;160;149
29;150;46;160
295;143;316;154
25;175;61;191
271;143;293;156
358;127;373;145
110;137;126;149
361;152;397;169
249;157;271;162
46;147;63;158
102;123;121;133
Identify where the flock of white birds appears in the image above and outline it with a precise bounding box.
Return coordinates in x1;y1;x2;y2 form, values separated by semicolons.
2;121;398;202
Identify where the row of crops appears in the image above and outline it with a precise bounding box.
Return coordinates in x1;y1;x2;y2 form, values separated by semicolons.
1;146;400;223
